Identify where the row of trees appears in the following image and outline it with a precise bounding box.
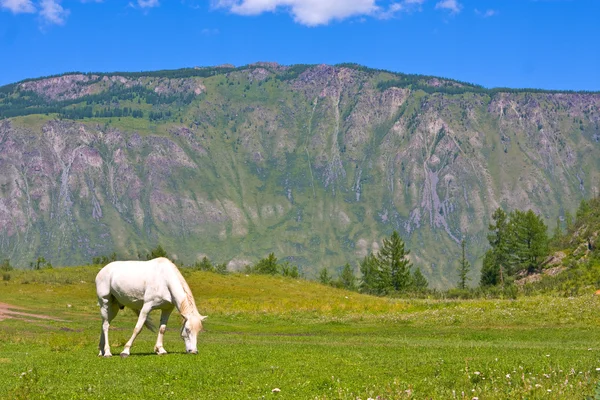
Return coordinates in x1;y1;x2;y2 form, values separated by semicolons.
60;106;145;120
0;84;195;120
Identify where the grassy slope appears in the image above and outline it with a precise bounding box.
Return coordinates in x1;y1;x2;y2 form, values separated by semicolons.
1;267;600;399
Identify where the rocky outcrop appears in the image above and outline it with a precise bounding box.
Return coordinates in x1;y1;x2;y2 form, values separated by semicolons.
1;64;599;287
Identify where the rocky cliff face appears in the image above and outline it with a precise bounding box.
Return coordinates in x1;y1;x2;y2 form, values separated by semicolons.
1;64;599;287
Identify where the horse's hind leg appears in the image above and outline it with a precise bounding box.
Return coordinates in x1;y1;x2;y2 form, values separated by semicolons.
98;296;119;357
154;307;174;355
120;302;153;358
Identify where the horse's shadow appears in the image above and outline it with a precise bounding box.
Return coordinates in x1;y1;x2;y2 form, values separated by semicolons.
122;351;189;357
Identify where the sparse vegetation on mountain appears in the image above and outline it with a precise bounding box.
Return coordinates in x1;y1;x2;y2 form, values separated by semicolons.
1;64;599;288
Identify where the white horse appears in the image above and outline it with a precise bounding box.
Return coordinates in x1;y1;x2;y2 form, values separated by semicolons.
95;257;206;357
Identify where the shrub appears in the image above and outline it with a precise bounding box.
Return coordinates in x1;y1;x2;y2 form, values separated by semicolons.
146;245;168;260
0;259;12;271
193;257;215;272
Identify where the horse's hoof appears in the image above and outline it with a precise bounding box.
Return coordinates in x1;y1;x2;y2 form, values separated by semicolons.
120;352;129;358
103;353;112;358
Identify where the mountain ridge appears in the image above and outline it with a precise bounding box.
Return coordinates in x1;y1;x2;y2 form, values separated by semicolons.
4;62;598;96
1;63;599;288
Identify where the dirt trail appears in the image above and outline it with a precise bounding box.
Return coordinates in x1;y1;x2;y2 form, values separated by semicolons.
0;302;68;322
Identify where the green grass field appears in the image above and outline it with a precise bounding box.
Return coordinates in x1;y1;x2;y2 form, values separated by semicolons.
1;267;600;399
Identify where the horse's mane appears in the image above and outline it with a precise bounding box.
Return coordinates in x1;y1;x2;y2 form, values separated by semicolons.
166;260;198;317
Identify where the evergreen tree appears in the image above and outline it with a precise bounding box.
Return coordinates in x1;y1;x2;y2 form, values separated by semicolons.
377;231;412;293
337;263;357;291
552;216;562;241
359;254;379;294
487;208;511;277
457;239;471;289
480;250;500;286
565;211;573;232
319;267;332;285
576;199;591;220
509;210;549;274
411;267;429;291
281;262;300;278
214;262;228;274
194;256;214;272
147;245;168;260
253;253;279;275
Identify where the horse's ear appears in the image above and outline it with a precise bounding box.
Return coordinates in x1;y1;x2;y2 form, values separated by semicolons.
200;315;208;321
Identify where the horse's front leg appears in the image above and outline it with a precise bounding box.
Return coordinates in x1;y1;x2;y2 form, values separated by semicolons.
120;303;153;358
154;307;174;355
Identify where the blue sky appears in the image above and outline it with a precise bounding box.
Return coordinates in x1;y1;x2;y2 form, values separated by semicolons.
1;0;598;90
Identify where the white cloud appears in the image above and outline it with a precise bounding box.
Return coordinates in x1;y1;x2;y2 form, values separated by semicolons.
0;0;36;13
214;0;380;26
435;0;461;14
39;0;69;24
201;27;220;35
138;0;159;7
475;8;497;18
378;0;425;19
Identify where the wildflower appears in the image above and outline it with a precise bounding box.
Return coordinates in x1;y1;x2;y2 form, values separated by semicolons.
474;371;480;375
506;374;511;379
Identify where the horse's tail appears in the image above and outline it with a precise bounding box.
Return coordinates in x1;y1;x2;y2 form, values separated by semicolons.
133;309;157;332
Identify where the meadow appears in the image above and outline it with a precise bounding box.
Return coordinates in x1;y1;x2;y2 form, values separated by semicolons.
1;267;600;399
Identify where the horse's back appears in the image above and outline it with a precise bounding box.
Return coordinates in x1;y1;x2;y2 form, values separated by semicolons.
96;258;175;307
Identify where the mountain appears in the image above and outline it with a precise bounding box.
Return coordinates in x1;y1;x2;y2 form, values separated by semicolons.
1;63;599;287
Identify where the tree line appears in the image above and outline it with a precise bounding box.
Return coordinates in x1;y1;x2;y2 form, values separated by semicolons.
4;201;587;298
0;85;196;120
60;106;145;120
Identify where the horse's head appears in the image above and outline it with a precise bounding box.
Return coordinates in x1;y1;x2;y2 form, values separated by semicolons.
181;314;207;354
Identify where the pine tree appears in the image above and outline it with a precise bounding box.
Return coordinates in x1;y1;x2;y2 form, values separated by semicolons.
377;231;412;293
359;254;379;294
487;208;510;277
565;211;573;232
338;263;357;290
480;250;500;286
253;253;279;275
411;268;429;291
194;256;214;272
509;210;549;274
457;239;471;289
147;245;168;260
319;267;332;286
576;199;591;220
552;216;562;241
